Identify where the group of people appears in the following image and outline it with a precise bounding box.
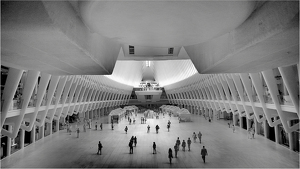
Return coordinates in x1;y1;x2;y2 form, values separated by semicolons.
128;136;137;154
169;133;206;164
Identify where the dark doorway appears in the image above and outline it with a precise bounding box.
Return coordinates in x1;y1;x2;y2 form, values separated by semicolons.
242;117;247;130
268;126;275;142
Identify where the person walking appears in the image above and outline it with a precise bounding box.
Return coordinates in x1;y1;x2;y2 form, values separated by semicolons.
187;138;191;151
181;140;186;151
95;122;98;130
193;132;197;142
201;146;208;163
76;127;80;138
97;141;103;155
198;131;202;143
134;136;137;147
129;140;133;154
153;142;157;154
176;137;181;147
100;123;102;130
167;123;170;132
174;143;179;158
111;122;114;130
168;148;173;164
125;126;128;134
147;125;150;133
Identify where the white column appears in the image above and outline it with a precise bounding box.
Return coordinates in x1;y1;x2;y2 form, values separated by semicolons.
40;125;44;139
31;125;36;143
288;121;294;150
20;127;25;149
7;126;12;156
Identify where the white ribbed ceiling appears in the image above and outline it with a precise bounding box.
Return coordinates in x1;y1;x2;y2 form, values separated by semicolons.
106;59;197;87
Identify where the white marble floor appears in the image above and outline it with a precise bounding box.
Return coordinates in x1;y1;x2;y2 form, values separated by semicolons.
1;113;299;168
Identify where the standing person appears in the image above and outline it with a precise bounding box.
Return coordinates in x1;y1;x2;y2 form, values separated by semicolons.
198;132;202;144
129;140;133;154
192;132;197;142
76;127;80;138
83;123;86;132
147;125;150;133
201;146;208;163
167;123;170;132
174;143;179;158
187;138;192;151
155;125;160;134
95;122;98;130
97;141;103;155
111;122;114;130
228;122;231;128
232;125;235;133
134;136;137;147
152;142;157;154
168;148;173;164
125;126;128;134
176;137;181;147
100;123;102;130
181;140;186;151
129;118;132;125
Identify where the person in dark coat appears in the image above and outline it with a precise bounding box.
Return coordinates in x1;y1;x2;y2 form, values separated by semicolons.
201;146;208;163
176;137;181;147
168;148;173;164
155;125;160;133
129;141;133;154
134;136;137;147
125;126;128;134
97;141;103;155
153;142;157;154
174;143;179;158
187;138;192;151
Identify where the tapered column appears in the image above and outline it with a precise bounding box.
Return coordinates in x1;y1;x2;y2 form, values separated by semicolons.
288;121;294;150
40;125;44;139
49;122;53;135
31;125;36;143
55;118;59;133
264;120;268;138
275;122;279;143
254;118;259;135
20;127;25;149
7;126;12;156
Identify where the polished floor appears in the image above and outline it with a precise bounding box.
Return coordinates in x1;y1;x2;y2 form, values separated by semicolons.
1;113;299;168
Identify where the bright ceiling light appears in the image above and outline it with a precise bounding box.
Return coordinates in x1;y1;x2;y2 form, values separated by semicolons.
146;61;150;67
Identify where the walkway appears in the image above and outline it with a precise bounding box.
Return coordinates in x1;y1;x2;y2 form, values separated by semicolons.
1;113;299;168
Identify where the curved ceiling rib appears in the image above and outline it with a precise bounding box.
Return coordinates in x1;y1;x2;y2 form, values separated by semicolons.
154;60;198;87
105;60;143;87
